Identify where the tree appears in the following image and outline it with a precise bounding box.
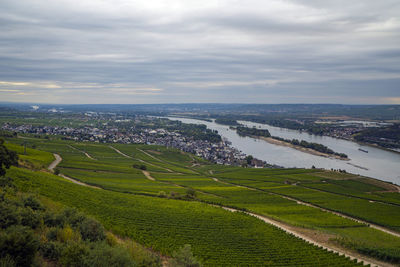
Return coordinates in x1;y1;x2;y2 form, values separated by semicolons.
0;139;18;177
245;155;253;165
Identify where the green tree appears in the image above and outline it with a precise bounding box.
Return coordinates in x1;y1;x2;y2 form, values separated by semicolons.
246;155;253;165
0;139;18;177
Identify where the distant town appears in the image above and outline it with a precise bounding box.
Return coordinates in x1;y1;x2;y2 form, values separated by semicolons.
1;114;276;168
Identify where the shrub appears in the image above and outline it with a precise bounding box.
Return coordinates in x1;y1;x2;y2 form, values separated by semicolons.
0;255;16;267
0;203;20;229
0;177;15;188
61;208;86;228
168;191;182;199
84;242;136;267
57;225;81;243
79;217;106;242
169;244;202;267
43;211;58;227
133;164;147;170
39;241;63;261
185;189;197;199
46;227;58;241
20;208;41;229
158;191;167;198
105;232;118;247
0;225;39;267
22;195;44;211
60;242;89;267
140;165;147;170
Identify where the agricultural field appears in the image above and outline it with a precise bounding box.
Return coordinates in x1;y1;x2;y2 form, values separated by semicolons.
9;167;363;266
2;136;400;265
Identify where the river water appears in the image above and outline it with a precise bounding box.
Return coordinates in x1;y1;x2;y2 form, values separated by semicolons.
166;117;400;185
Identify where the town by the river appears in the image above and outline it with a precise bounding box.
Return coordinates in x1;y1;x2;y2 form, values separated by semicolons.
167;117;400;185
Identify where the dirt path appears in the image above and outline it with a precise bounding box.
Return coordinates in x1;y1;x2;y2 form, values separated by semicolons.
59;174;101;189
68;145;96;160
109;145;132;158
47;153;101;189
48;153;62;171
142;170;155;181
211;177;400;238
137;148;164;162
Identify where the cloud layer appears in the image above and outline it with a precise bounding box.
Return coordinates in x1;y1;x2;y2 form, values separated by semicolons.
0;0;399;104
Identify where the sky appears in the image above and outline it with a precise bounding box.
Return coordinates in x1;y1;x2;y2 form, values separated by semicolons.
0;0;399;104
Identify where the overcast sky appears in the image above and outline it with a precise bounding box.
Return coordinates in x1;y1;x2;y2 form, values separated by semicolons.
0;0;399;104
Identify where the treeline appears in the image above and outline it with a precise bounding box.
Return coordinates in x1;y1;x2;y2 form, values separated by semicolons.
172;121;221;143
354;124;400;149
272;136;348;158
214;118;240;126
236;126;271;137
211;115;330;135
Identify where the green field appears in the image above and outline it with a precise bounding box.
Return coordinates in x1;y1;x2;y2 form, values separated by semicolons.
3;136;400;265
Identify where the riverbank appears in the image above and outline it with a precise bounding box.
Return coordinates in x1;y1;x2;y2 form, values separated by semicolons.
353;140;400;155
258;136;350;161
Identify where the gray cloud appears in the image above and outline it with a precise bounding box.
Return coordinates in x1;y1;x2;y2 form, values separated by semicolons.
0;0;399;104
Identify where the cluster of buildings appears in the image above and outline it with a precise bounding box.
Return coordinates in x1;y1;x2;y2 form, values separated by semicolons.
1;122;271;167
322;127;363;140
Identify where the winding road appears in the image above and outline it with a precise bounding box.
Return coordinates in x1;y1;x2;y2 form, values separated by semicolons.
48;153;101;189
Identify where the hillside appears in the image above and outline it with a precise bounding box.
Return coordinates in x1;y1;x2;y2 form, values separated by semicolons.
2;136;400;266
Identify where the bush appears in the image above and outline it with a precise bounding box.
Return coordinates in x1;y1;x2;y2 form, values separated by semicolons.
43;211;58;227
20;208;41;229
79;217;106;242
84;242;136;267
105;232;118;247
0;203;20;229
133;164;147;170
46;227;58;241
60;242;89;267
61;208;86;228
57;225;81;243
169;244;202;267
22;195;44;211
140;165;147;170
39;241;63;261
185;189;197;199
0;255;16;267
168;191;182;199
0;177;15;188
0;225;39;267
158;191;167;198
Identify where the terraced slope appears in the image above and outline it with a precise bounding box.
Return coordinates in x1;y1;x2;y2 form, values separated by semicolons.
4;137;400;265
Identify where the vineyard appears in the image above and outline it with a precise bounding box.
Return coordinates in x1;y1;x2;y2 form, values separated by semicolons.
3;136;400;265
9;168;363;266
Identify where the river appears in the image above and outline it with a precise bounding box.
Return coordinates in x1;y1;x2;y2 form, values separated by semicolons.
166;117;400;185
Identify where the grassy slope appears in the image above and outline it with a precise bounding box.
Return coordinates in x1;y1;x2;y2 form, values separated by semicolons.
3;136;400;264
